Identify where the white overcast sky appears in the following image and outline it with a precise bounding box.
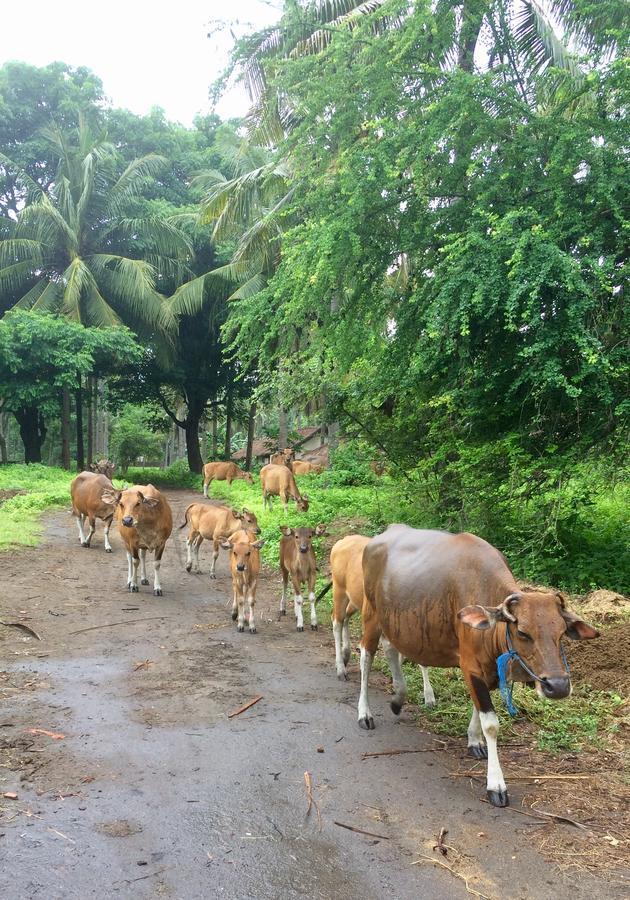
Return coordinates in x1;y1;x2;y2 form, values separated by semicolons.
1;0;283;124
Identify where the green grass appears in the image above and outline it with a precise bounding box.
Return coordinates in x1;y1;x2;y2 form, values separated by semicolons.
0;464;75;548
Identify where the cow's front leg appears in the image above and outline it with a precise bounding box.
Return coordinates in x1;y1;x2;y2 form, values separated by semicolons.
103;517;113;553
203;479;209;498
293;578;304;631
464;673;508;807
76;514;88;546
382;638;407;715
231;585;238;622
127;551;139;592
209;540;219;579
467;706;486;759
139;548;149;585
280;571;288;615
247;590;257;634
357;608;381;730
153;547;164;596
421;666;436;708
236;587;246;633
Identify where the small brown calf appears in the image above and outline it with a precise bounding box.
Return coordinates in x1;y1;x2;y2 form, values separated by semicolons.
90;458;116;480
270;448;295;469
181;503;260;577
202;461;253;497
292;460;323;476
279;524;327;631
221;529;266;633
71;471;116;552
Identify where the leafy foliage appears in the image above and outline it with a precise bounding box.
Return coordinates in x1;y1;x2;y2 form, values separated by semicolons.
109;405;165;472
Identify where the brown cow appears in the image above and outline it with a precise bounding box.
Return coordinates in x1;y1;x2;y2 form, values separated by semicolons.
181;503;260;578
270;447;295;469
279;524;327;631
329;534;436;701
292;460;324;476
70;471;116;552
102;484;173;595
359;525;598;807
260;464;309;515
221;529;266;633
202;461;253;497
90;459;116;480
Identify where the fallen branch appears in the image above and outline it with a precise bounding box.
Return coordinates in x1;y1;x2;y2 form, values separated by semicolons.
479;798;588;830
69;616;171;636
334;820;390;840
411;856;490;900
133;659;153;672
0;621;41;640
362;746;451;759
304;771;322;829
227;695;263;719
25;728;65;740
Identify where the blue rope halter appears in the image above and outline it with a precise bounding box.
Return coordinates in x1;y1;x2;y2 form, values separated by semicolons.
496;626;570;716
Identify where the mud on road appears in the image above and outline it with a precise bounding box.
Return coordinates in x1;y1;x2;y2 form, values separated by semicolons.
0;490;624;899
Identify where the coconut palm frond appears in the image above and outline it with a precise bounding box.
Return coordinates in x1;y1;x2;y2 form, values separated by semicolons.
228;271;268;301
83;280;122;329
26;279;63;313
514;1;583;81
107;154;168;214
0;239;46;268
292;0;396;57
113;217;193;259
88;253;157;298
0;260;40;296
10;278;47;310
0;151;45;202
60;258;94;321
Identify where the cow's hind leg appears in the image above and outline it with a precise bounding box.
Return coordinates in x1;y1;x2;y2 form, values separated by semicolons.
75;514;88;546
84;517;96;547
421;666;436;708
103;516;113;553
153;546;165;596
280;567;288;616
464;673;508;807
332;583;349;678
308;573;317;630
209;539;219;579
382;638;407;715
357;604;381;730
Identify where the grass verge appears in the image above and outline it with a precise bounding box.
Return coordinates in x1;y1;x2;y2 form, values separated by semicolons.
0;464;75;549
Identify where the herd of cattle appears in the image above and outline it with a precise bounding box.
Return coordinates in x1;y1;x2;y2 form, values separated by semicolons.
69;456;599;809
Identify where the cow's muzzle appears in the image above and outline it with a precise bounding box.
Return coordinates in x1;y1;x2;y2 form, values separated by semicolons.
299;546;308;553
122;516;134;528
236;564;246;572
539;676;571;700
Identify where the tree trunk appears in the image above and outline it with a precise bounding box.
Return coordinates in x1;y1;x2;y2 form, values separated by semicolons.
278;407;288;449
245;401;257;471
0;406;9;464
457;0;486;72
61;389;71;470
86;376;94;468
211;402;218;458
224;387;233;460
75;378;85;471
14;406;47;464
185;417;203;474
327;293;341;452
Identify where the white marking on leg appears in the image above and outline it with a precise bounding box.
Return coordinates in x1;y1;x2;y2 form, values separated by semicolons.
280;583;287;615
126;551;134;586
468;707;484;749
186;539;193;571
128;554;139;591
421;666;436;707
247;593;256;633
153;559;162;595
75;514;87;544
210;545;219;577
294;594;304;631
308;591;317;628
103;521;112;552
382;638;407;713
193;538;201;573
333;619;345;678
85;520;95;546
139;548;148;583
342;619;351;666
203;482;208;497
357;646;374;728
479;711;506;796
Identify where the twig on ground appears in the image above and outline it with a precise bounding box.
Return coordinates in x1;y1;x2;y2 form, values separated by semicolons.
334;820;390;840
227;695;263;719
304;772;322;829
362;746;450;759
434;827;448;856
479;798;588;830
25;728;65;740
451;771;593;781
69;616;171;635
411;856;490;899
0;621;41;640
133;659;153;672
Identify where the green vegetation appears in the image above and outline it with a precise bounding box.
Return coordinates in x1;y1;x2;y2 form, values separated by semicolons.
0;464;73;548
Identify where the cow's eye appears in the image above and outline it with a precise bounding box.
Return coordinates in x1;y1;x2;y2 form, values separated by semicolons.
517;629;532;641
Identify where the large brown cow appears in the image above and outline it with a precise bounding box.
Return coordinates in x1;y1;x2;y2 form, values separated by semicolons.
260;464;309;515
102;484;173;595
181;503;260;578
221;529;266;633
89;459;116;480
279;524;327;631
329;534;437;701
359;525;598;807
202;461;253;497
70;471;116;552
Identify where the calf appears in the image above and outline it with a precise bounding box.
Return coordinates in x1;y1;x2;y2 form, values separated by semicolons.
270;448;295;469
102;484;173;595
359;525;598;807
329;534;436;701
292;460;323;476
180;503;260;577
279;524;327;631
90;458;116;480
70;471;116;552
260;464;309;515
221;529;266;633
202;461;253;497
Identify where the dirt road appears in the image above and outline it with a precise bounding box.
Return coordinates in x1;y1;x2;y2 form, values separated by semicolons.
0;490;618;899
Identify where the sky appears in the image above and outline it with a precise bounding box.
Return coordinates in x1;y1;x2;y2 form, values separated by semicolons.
0;0;283;125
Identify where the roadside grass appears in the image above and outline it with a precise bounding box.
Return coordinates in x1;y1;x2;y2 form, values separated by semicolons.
0;464;75;549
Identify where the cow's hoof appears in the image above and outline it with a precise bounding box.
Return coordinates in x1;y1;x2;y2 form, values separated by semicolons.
231;611;238;621
280;609;287;616
337;671;348;681
141;578;149;586
237;625;244;633
250;627;257;635
153;588;162;596
358;716;375;731
468;744;488;759
311;624;318;631
487;788;509;808
105;548;112;554
425;699;436;709
185;564;192;573
129;584;139;593
390;701;402;716
209;573;216;580
297;626;304;632
81;542;90;548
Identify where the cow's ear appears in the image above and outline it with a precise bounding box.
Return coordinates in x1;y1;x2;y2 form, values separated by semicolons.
142;496;160;508
560;608;599;640
279;525;293;536
458;605;496;630
301;493;309;501
231;508;242;519
101;489;121;506
221;540;233;551
314;524;327;536
242;506;250;514
252;539;266;549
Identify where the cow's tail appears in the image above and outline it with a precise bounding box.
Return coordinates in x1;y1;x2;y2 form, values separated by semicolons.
315;580;333;605
179;504;194;530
